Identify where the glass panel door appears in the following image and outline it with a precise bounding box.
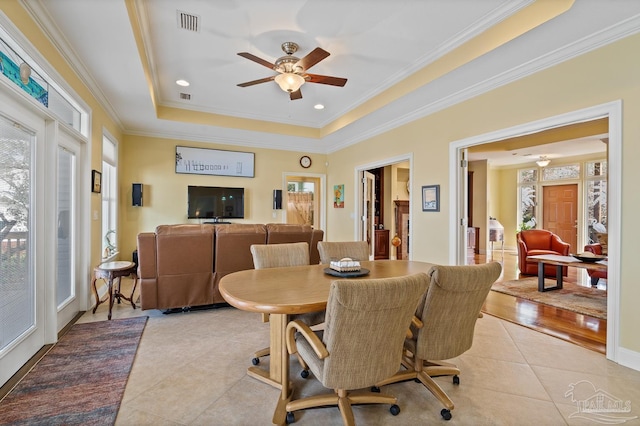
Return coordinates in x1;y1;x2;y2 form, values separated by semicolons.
0;113;42;386
56;141;80;329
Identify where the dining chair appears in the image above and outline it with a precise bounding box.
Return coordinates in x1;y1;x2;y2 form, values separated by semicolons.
249;242;324;366
375;262;502;421
317;241;370;264
285;273;429;425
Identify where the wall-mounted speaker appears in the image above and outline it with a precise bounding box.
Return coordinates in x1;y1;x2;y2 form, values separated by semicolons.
132;183;143;207
273;189;282;210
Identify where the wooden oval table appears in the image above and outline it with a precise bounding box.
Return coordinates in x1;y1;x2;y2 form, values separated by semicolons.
219;260;435;425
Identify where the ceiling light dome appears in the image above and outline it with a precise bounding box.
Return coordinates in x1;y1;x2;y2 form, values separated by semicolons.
275;73;305;93
536;156;551;167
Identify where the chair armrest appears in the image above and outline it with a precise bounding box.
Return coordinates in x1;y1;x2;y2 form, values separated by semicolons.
584;243;603;256
407;315;423;339
286;320;329;359
551;235;571;255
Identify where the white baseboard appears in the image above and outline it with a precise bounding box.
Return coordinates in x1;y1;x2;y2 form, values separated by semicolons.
616;347;640;372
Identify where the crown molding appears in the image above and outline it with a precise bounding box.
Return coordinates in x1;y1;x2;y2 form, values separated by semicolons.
324;14;640;154
20;0;123;131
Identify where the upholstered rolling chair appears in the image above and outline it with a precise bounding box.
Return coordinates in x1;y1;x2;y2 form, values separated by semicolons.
317;241;370;264
285;273;429;425
375;262;502;421
249;242;325;365
516;229;570;277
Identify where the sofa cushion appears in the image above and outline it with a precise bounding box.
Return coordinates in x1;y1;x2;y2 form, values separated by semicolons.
156;224;215;275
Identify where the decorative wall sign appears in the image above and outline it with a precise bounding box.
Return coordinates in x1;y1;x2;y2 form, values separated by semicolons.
91;170;102;193
175;146;255;177
334;184;344;208
422;184;440;212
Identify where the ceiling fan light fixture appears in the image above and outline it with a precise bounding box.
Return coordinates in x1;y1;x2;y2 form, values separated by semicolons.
536;156;551;167
274;73;305;93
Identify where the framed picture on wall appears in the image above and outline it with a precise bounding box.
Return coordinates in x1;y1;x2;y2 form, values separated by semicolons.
334;184;344;208
422;184;439;212
91;170;102;193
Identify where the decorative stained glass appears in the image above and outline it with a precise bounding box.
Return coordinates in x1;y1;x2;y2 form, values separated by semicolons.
519;168;537;183
586;161;607;177
542;164;580;180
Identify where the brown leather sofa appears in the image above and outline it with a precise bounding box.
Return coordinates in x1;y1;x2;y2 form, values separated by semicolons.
516;229;571;277
137;223;323;311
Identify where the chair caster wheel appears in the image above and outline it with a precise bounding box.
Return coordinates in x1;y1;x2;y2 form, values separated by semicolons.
286;412;295;424
371;386;380;393
441;409;452;420
251;357;260;365
301;370;309;379
453;375;460;385
390;404;400;416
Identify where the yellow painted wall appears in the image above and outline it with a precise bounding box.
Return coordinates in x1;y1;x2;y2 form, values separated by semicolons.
327;33;640;352
119;134;326;256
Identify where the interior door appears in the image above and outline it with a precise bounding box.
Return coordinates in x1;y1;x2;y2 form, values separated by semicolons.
543;184;578;252
362;171;375;258
56;135;81;330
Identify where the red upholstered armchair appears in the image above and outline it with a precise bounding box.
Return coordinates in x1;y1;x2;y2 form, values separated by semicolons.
584;243;607;286
517;229;571;277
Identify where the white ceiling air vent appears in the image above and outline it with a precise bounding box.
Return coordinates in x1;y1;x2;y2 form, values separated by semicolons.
177;11;200;32
179;93;191;101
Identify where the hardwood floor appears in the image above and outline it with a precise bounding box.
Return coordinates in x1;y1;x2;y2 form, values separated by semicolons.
475;250;606;354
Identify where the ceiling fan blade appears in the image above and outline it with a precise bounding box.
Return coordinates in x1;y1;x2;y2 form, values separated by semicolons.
296;47;330;71
306;74;347;87
237;52;275;70
290;89;303;100
237;76;276;87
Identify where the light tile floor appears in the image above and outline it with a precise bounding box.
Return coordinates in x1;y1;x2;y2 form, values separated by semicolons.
78;279;640;425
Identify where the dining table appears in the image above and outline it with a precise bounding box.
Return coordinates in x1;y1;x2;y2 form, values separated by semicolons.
219;259;435;425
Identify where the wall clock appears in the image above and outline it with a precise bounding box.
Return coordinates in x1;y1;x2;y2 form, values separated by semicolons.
300;155;312;168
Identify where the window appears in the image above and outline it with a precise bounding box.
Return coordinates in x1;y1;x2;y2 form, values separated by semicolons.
518;169;537;230
585;160;607;243
101;135;117;258
0;35;85;134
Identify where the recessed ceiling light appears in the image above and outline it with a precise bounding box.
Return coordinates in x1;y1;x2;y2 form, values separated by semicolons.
314;104;325;110
176;79;190;87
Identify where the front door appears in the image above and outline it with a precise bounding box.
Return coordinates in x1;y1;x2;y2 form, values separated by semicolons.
543;184;578;253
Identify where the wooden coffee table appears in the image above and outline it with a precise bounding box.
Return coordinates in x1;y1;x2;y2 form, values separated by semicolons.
526;254;608;292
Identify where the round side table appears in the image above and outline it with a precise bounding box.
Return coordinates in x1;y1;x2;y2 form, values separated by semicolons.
91;261;138;320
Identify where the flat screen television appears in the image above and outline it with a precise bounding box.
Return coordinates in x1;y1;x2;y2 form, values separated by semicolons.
187;186;245;219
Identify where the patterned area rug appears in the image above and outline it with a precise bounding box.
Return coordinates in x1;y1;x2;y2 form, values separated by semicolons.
491;277;606;320
0;316;147;425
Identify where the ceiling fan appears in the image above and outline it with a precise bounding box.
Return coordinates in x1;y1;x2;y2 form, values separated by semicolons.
237;42;347;100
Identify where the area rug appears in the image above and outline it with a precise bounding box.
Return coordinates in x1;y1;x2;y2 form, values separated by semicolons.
0;316;147;425
491;277;606;320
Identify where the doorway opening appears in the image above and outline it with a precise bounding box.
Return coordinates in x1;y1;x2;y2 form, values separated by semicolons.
282;172;326;232
450;101;620;362
356;155;412;260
